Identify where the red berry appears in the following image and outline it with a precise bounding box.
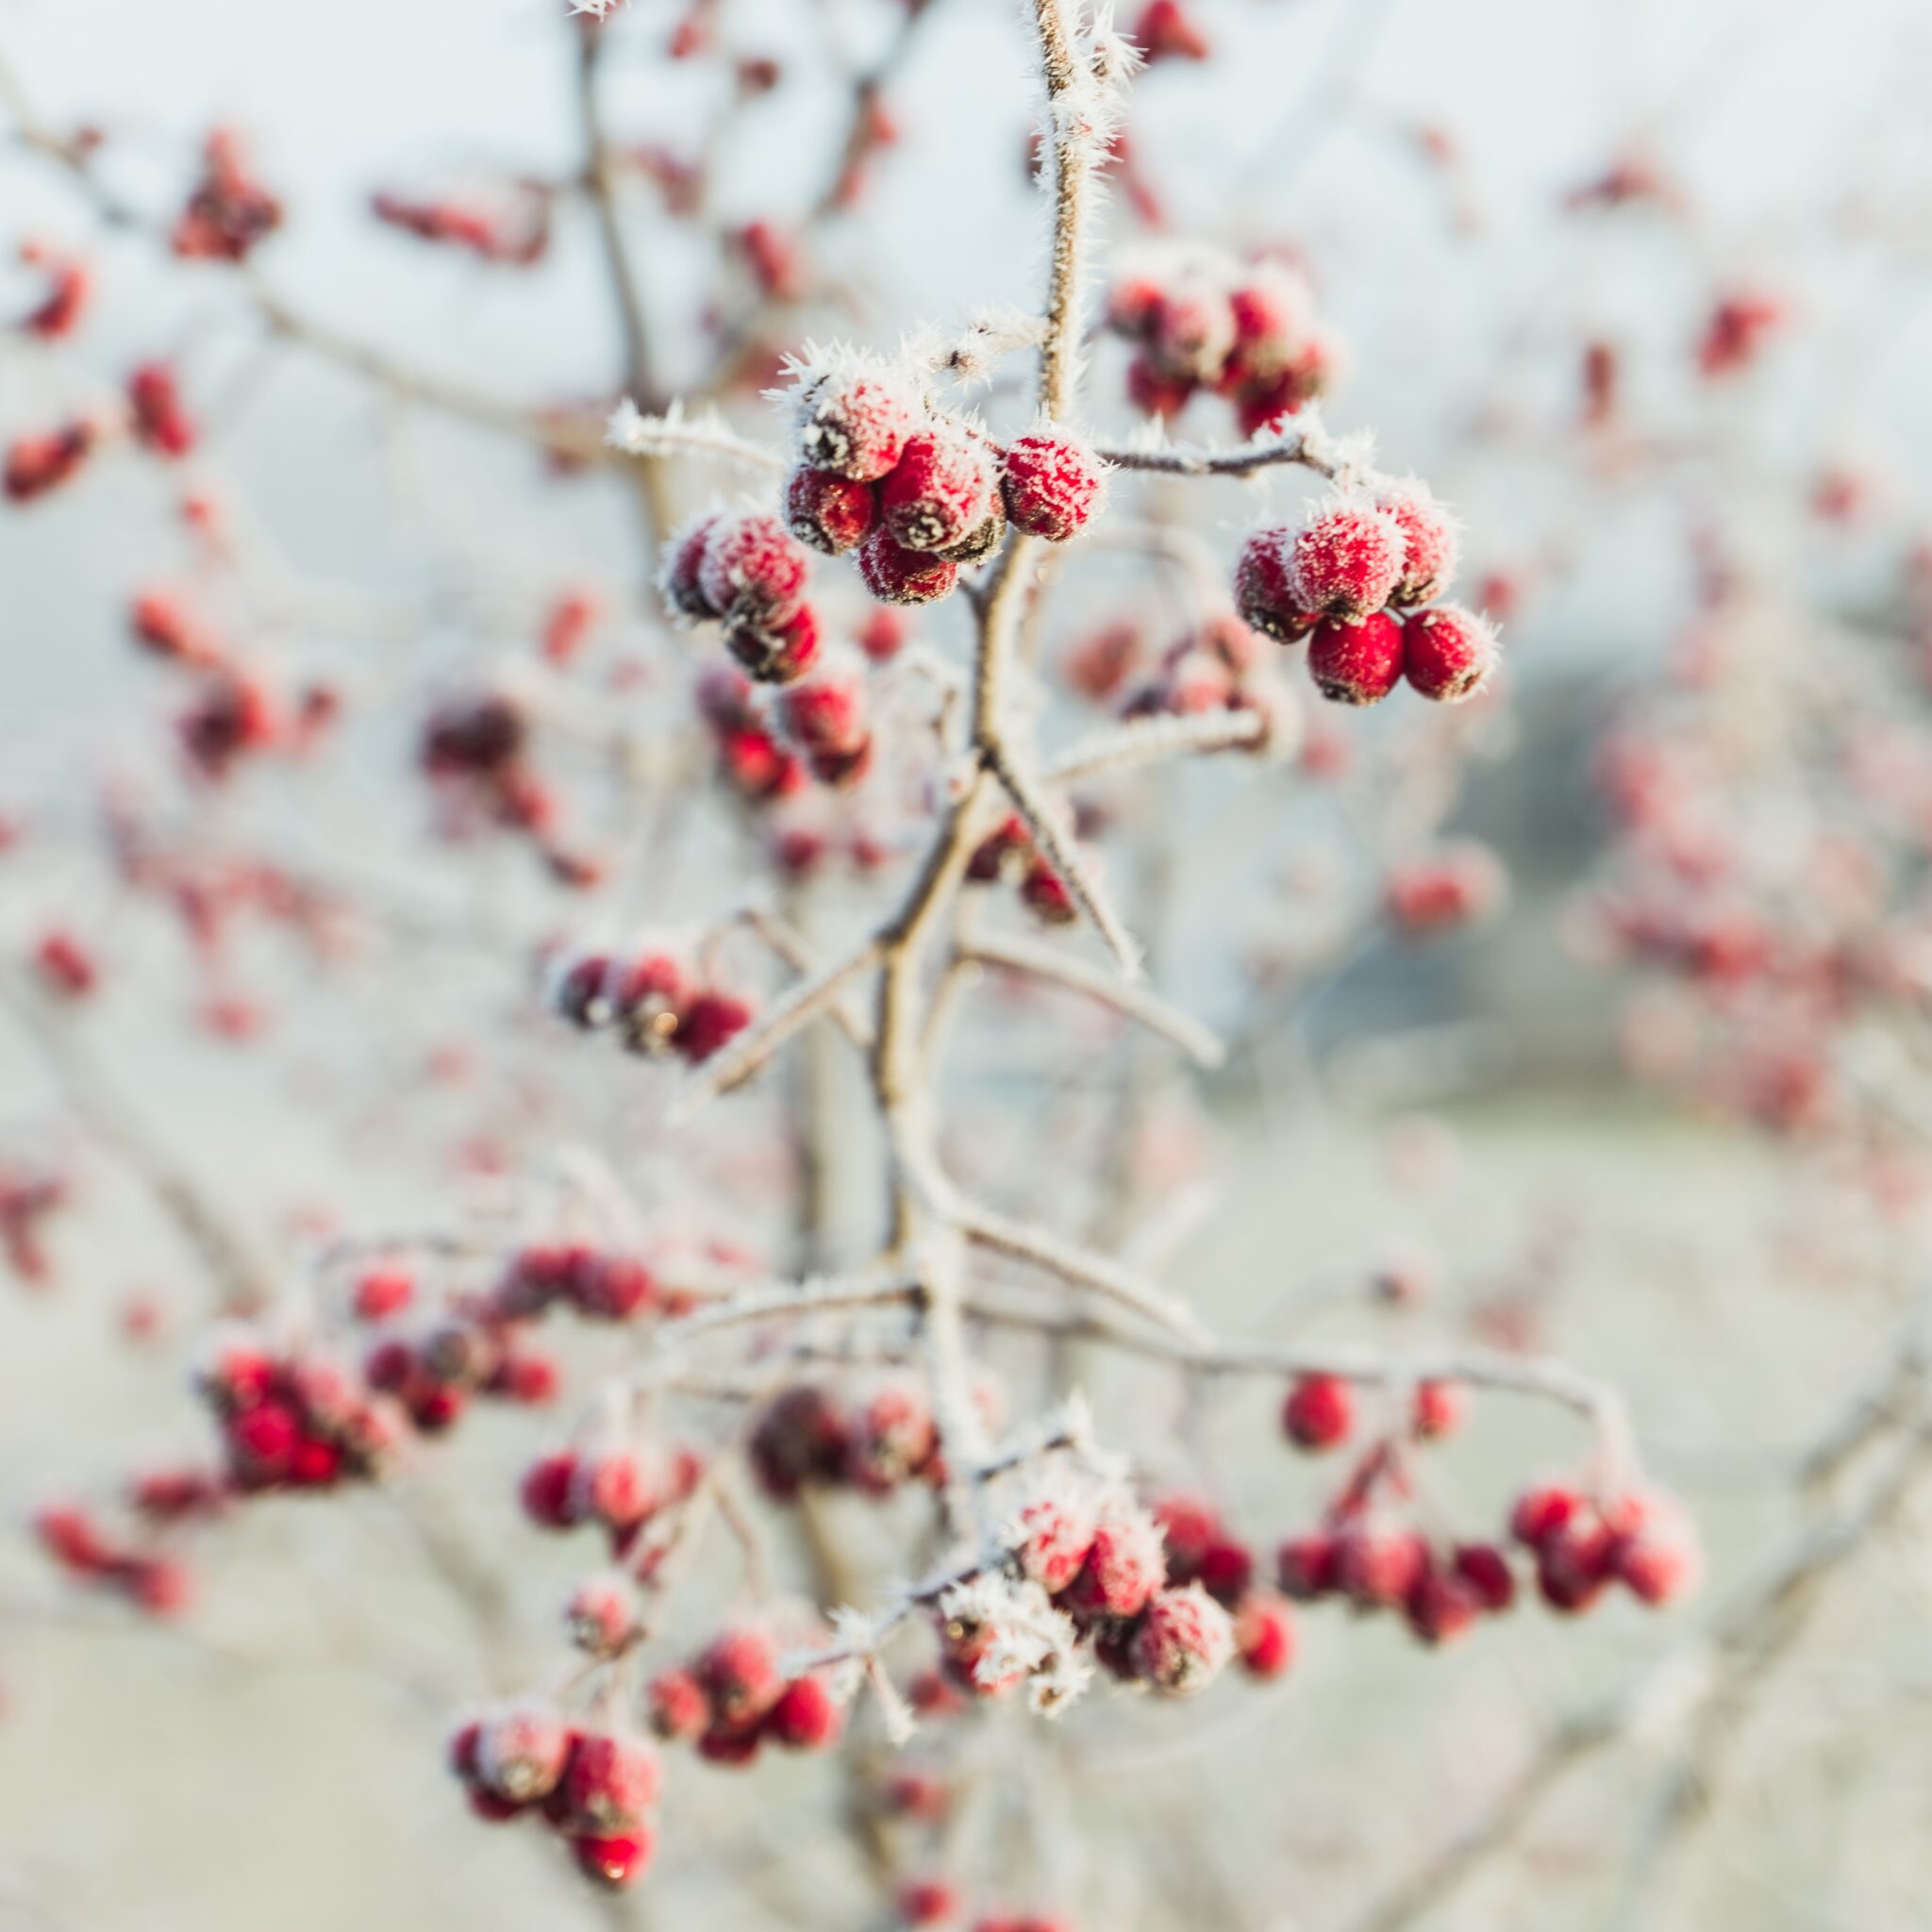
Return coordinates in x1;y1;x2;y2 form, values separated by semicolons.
1133;0;1211;61
1281;1373;1354;1451
698;512;811;629
1376;482;1460;608
1234;528;1319;641
842;1379;938;1494
878;426;999;554
1405;1565;1481;1646
561;1730;661;1831
858;527;960;606
646;1666;711;1741
674;990;753;1063
1127;1583;1235;1693
696;1625;783;1728
1536;1522;1616;1613
764;1674;843;1750
1333;1524;1430;1610
1509;1483;1583;1551
571;1827;654;1890
476;1702;574;1803
661;512;723;622
899;1878;960;1926
1451;1541;1517;1612
785;464;878;555
567;1576;635;1657
1013;1491;1101;1594
1125;352;1196;419
725;601;822;686
1403;605;1497;703
1411;1379;1465;1440
1387;844;1507;936
1234;1590;1297;1678
1287;501;1406;618
1060;1503;1168;1621
794;364;918;481
1000;432;1105;542
522;1452;583;1529
1307;612;1406;707
1276;1531;1340;1599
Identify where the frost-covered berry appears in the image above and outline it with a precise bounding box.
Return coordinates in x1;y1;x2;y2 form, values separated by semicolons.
700;513;811;629
1287;501;1406;619
570;1448;657;1532
843;1380;938;1494
878;425;1000;554
764;1674;843;1750
1234;1590;1296;1678
936;502;1008;568
1128;1583;1235;1693
1606;1491;1701;1606
750;1384;850;1498
795;363;919;481
785;465;878;555
1000;432;1105;542
1125;353;1196;419
567;1576;635;1657
561;1730;661;1832
1377;481;1460;608
646;1666;711;1741
1060;1501;1167;1621
661;513;723;623
1012;1490;1101;1594
1403;605;1497;703
858;528;959;606
1411;1379;1465;1439
1334;1524;1430;1610
1234;529;1318;642
1537;1521;1616;1613
696;1625;783;1728
572;1828;654;1890
1281;1373;1354;1450
725;601;821;686
476;1702;574;1803
1307;612;1406;707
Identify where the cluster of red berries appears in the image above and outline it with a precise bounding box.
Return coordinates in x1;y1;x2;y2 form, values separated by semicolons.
549;943;754;1065
1235;485;1498;707
696;664;808;803
646;1622;844;1764
173;129;283;263
748;1378;939;1500
359;1299;560;1436
1107;250;1343;436
195;1327;411;1493
1147;1492;1296;1679
419;691;595;884
775;660;874;788
5;362;196;507
979;1489;1240;1698
34;1501;194;1618
521;1438;705;1559
1508;1480;1701;1611
1276;1511;1518;1647
964;815;1079;927
4;421;93;503
370;183;551;267
450;1706;662;1890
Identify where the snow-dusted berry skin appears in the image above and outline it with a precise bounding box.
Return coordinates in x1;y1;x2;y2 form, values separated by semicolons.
1060;1503;1168;1621
1606;1491;1702;1606
763;1674;843;1750
1403;605;1497;703
1128;1583;1235;1693
645;1666;711;1741
1281;1373;1354;1450
1377;482;1461;608
795;366;918;481
1000;432;1105;542
877;426;1000;554
1510;1483;1583;1551
1012;1491;1100;1594
1287;502;1406;619
561;1730;661;1832
784;464;878;556
858;528;959;606
725;601;821;686
1234;529;1319;642
1308;612;1406;707
696;1625;783;1728
661;513;723;623
476;1702;575;1803
698;513;811;629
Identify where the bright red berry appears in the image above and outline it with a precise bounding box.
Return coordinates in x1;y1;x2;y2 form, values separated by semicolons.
1307;612;1406;707
1000;431;1104;542
1281;1373;1354;1451
1403;605;1498;703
